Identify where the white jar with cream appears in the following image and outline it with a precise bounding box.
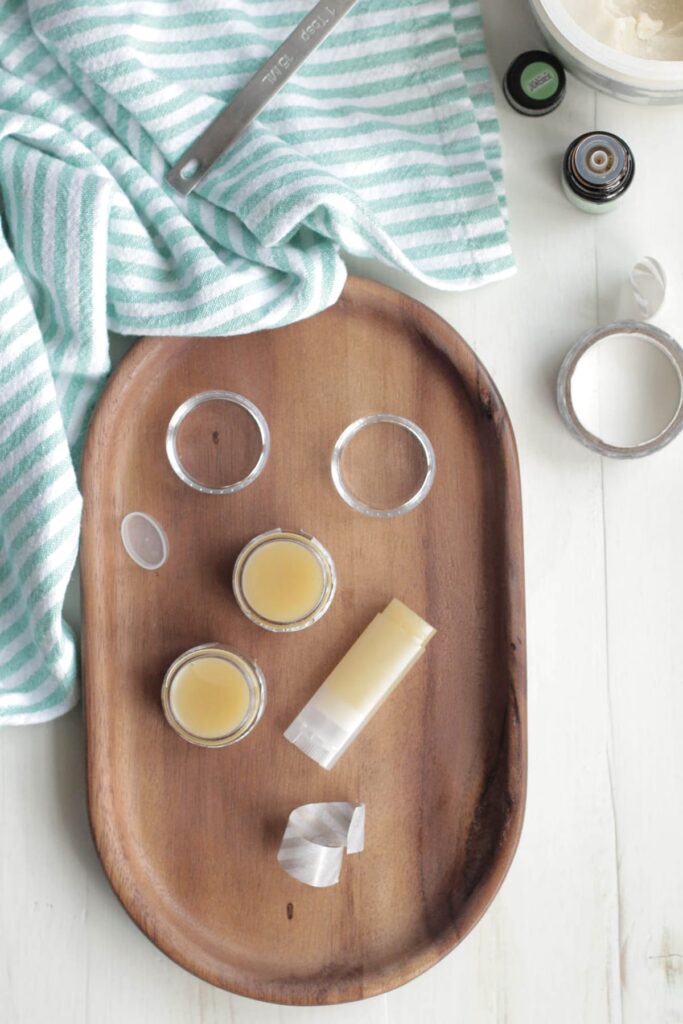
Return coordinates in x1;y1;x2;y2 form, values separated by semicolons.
529;0;683;102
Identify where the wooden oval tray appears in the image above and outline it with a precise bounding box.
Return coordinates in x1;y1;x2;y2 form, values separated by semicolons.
81;276;526;1005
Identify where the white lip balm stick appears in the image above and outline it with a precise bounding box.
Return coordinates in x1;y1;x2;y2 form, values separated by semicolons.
284;599;436;770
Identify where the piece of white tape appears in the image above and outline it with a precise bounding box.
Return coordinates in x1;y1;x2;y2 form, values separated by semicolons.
629;257;666;320
277;802;365;888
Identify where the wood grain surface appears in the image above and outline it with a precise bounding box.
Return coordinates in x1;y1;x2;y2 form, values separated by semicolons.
79;276;526;1005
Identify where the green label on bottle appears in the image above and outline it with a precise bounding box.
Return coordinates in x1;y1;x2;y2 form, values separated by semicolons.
520;61;559;101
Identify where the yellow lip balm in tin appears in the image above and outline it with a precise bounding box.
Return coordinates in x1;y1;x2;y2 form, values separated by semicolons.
162;644;266;747
233;529;336;632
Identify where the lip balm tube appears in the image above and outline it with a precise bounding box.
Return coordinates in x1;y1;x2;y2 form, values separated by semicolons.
284;599;436;770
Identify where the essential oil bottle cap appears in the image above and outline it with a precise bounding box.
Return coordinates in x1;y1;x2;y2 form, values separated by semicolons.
503;50;566;116
562;131;635;210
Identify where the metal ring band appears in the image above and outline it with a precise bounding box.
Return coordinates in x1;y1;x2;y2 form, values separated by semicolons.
557;320;683;459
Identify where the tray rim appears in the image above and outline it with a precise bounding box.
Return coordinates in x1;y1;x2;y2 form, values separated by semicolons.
81;274;527;1005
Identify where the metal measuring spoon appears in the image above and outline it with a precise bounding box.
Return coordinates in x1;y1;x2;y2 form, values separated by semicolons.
166;0;361;196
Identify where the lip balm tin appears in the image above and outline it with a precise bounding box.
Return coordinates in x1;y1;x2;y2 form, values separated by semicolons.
162;643;266;748
562;131;635;213
233;528;337;632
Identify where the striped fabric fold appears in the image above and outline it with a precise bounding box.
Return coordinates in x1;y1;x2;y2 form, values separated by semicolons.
0;0;513;723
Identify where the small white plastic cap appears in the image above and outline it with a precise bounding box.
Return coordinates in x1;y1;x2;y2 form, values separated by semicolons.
120;512;168;570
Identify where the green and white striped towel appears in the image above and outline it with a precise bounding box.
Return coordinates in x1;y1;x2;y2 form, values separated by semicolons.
0;0;513;724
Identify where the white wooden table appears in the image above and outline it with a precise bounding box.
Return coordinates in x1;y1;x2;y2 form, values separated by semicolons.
2;0;683;1020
